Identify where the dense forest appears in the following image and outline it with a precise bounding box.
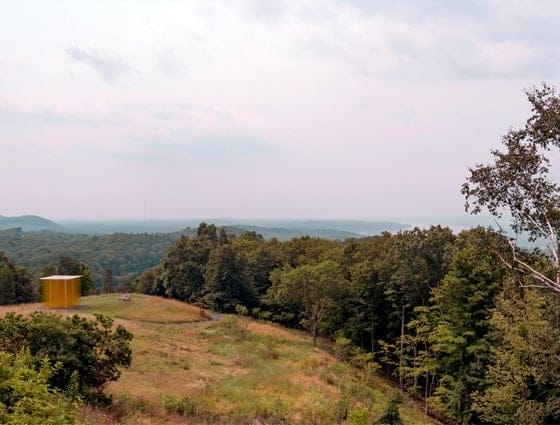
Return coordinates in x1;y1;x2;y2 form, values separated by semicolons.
0;228;190;287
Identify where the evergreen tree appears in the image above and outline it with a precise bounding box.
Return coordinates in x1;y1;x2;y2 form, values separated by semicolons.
374;397;405;425
103;268;113;294
473;281;560;425
203;243;257;313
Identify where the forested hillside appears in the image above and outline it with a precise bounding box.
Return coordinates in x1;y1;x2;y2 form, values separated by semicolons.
133;222;560;424
0;214;62;232
0;228;188;286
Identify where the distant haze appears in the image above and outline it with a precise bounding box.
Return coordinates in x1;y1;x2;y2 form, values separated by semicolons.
1;1;559;219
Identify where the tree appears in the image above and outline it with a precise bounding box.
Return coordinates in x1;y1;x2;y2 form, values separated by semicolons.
404;228;506;423
203;243;257;312
462;84;560;292
160;235;213;302
117;274;132;293
58;256;95;295
0;252;36;305
374;397;405;425
102;268;113;294
473;281;560;425
268;260;347;346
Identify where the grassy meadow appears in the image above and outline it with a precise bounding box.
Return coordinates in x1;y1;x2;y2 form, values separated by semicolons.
0;295;438;425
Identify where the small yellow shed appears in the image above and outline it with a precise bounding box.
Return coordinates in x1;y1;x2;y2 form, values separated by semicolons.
40;275;81;308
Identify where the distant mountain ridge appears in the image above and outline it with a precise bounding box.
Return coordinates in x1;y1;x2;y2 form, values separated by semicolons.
2;214;500;239
0;214;62;232
57;218;410;239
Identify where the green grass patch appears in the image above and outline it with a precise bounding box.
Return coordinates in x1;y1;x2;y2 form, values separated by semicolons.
78;294;204;323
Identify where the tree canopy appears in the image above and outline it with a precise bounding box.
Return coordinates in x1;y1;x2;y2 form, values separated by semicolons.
462;84;560;292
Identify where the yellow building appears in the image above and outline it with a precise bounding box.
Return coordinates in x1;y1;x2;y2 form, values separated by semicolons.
40;275;81;308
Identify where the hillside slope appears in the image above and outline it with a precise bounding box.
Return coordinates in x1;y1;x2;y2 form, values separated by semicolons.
0;214;62;231
0;295;439;425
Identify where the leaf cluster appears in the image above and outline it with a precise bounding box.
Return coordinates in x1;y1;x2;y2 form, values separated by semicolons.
0;312;132;401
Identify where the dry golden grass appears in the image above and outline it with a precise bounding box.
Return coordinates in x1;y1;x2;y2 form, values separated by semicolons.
0;301;47;316
1;296;438;424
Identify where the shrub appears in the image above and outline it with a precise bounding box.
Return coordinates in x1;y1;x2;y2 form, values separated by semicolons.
162;394;195;416
0;312;132;402
0;350;77;424
348;406;370;425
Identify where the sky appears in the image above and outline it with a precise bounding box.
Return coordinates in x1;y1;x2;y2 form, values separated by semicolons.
1;0;559;220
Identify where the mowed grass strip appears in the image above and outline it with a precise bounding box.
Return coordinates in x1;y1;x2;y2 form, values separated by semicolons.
79;294;205;323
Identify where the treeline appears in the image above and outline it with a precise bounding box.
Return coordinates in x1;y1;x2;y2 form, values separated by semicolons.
135;223;560;424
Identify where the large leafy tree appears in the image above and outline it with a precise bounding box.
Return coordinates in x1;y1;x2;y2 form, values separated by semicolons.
57;256;95;296
160;235;214;302
268;260;348;346
0;251;36;305
462;84;560;292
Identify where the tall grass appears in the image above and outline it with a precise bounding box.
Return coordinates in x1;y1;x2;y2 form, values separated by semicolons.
48;296;438;424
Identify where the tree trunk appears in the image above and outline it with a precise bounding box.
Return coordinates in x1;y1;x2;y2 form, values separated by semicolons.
399;304;405;391
312;326;317;347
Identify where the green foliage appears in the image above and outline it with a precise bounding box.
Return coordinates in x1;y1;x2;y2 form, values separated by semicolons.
0;350;76;424
0;228;186;289
374;397;405;425
0;312;132;401
103;267;114;294
463;84;560;292
235;304;249;316
58;256;95;296
0;251;36;305
348;406;370;425
268;260;348;346
473;282;560;424
162;394;195;416
160;233;213;302
203;243;257;312
404;228;506;423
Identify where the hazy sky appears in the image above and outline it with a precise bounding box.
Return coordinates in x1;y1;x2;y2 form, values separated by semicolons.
1;1;559;220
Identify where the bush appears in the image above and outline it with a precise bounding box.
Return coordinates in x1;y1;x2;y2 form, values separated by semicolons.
348;406;370;425
0;312;132;402
162;394;195;416
0;350;77;424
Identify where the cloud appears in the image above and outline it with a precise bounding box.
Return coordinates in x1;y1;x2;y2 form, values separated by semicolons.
157;49;187;76
243;0;287;24
66;46;130;83
0;106;98;127
126;131;280;165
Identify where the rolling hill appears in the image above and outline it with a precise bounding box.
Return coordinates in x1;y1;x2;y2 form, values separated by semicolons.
0;214;63;232
0;295;440;425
